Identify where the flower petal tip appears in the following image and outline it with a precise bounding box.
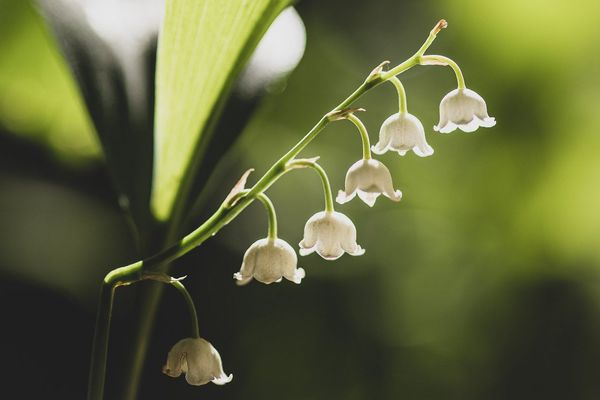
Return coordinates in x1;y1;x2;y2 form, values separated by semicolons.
336;190;353;204
350;246;366;256
319;252;344;261
389;190;402;202
292;267;306;284
414;144;434;157
435;123;457;134
236;279;251;286
371;144;385;155
212;373;233;385
298;246;314;257
483;117;496;127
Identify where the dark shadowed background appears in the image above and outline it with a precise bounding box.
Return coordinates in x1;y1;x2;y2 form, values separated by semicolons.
2;0;600;399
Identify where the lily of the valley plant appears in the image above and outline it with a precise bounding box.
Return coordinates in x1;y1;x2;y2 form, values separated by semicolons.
87;18;495;399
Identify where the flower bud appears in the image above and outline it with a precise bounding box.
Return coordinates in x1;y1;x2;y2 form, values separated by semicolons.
373;112;433;157
336;159;402;207
299;211;365;260
234;238;305;285
434;88;495;133
162;337;232;386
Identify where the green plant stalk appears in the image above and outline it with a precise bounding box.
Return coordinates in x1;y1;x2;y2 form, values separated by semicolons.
170;280;200;338
287;159;335;212
389;76;408;114
87;283;115;400
256;192;278;239
87;274;199;400
121;281;161;400
88;22;448;400
420;54;466;89
346;114;372;160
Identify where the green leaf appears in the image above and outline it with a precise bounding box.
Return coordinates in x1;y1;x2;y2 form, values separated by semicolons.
152;0;292;221
36;0;163;234
0;0;99;165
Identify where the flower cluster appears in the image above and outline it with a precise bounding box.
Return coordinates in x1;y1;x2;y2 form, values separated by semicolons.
162;19;495;390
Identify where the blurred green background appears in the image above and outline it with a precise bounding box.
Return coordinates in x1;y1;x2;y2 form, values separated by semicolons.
2;0;600;399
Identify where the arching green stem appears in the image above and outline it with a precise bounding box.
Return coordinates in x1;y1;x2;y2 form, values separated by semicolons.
87;283;115;400
414;19;447;57
389;76;408;113
87;273;199;400
420;54;466;89
381;19;446;80
256;192;278;239
346;113;371;160
287;159;335;212
169;280;200;338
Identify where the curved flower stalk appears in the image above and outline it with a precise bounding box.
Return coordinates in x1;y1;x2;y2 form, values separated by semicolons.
372;76;433;157
146;277;234;387
160;279;232;386
420;54;495;133
232;192;305;285
334;112;402;207
299;210;365;260
286;158;365;260
336;158;402;207
163;337;233;386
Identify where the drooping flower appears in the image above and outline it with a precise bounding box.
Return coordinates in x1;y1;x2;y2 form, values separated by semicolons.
234;238;305;285
434;88;496;133
372;112;434;157
336;159;402;207
299;211;365;260
162;337;233;386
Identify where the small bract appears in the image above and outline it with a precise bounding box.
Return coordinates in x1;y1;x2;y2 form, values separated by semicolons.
336;159;402;207
373;112;433;157
434;88;496;133
234;238;305;285
299;211;365;260
162;337;233;386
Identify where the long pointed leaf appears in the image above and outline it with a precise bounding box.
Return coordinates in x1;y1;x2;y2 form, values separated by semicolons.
152;0;292;221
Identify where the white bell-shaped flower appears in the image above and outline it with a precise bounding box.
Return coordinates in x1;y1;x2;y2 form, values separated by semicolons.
234;238;305;285
162;337;233;386
299;211;365;260
372;112;433;157
434;88;496;133
336;159;402;207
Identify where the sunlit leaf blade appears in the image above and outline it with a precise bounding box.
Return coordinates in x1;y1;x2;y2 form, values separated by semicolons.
152;0;292;221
